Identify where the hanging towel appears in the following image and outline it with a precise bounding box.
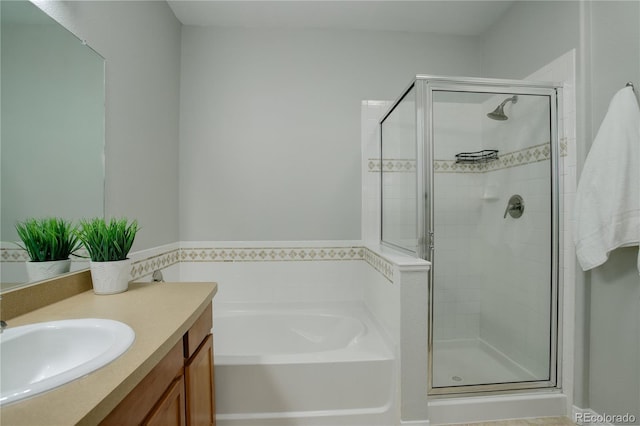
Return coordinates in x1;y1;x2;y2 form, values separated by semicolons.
574;86;640;273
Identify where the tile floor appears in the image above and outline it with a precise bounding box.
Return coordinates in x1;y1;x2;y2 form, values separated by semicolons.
445;417;576;426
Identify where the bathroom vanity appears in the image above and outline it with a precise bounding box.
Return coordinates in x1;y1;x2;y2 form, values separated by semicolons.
0;274;217;425
101;303;215;426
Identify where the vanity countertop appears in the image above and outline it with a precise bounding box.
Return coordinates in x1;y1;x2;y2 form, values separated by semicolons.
1;281;217;426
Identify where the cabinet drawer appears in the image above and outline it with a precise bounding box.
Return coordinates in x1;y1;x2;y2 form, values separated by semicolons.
183;302;212;359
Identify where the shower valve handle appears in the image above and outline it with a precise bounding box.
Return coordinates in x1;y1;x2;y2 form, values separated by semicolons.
504;195;525;219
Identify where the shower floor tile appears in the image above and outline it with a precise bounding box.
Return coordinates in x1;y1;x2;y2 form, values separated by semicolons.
433;339;536;388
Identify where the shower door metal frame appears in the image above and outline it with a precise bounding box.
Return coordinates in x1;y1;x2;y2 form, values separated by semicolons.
416;76;563;396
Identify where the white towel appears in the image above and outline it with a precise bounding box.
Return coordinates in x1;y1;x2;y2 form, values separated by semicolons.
574;86;640;273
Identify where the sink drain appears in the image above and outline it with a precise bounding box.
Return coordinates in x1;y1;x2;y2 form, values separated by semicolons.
451;376;463;382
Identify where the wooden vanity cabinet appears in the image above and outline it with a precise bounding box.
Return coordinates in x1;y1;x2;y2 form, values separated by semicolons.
185;333;215;426
183;305;216;426
101;302;215;426
184;304;216;426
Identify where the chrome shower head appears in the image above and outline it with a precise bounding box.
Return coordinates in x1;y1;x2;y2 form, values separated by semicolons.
487;95;518;121
487;105;508;121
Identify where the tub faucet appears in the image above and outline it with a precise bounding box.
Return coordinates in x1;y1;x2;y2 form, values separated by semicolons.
503;194;525;219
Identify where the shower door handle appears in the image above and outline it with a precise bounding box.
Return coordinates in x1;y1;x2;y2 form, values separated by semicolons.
503;194;524;219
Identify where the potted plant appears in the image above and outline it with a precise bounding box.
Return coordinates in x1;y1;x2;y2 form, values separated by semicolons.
77;218;139;295
15;217;82;282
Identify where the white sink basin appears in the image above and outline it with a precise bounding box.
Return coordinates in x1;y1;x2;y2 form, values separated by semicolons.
0;318;135;405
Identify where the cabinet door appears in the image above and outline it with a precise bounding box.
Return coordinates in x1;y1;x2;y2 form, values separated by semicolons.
101;341;183;426
185;334;215;426
144;376;186;426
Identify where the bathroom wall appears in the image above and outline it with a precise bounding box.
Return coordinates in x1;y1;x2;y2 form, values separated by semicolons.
33;0;182;251
481;0;640;418
480;1;580;81
179;26;481;242
584;1;640;421
178;242;364;304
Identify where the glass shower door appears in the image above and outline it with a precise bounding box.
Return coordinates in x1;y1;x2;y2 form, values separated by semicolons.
428;86;558;394
381;85;420;255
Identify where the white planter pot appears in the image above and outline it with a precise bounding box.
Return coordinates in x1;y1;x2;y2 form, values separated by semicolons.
89;259;132;295
25;259;72;282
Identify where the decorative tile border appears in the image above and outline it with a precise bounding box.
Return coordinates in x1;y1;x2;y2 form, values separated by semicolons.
369;140;567;175
368;159;416;173
179;246;364;263
434;142;551;173
368;159;381;172
363;247;394;282
483;142;552;171
1;246;178;282
433;160;485;173
1;248;30;262
1;244;396;284
0;247;90;262
559;138;568;157
130;249;180;281
178;245;394;282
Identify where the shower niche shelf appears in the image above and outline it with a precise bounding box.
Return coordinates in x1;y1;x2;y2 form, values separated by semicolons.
454;149;498;164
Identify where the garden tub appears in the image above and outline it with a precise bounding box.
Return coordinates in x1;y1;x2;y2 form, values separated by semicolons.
214;302;396;426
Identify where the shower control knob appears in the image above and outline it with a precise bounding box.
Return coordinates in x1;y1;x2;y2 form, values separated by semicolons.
504;194;525;219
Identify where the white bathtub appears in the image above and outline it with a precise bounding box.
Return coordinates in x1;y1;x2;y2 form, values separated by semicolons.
213;302;396;426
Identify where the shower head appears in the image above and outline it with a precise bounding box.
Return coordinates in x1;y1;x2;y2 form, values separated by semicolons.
487;95;518;121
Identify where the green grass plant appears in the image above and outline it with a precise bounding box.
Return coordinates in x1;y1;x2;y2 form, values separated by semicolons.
77;218;139;262
15;218;82;262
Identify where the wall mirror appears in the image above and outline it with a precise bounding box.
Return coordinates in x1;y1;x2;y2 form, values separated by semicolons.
1;0;105;291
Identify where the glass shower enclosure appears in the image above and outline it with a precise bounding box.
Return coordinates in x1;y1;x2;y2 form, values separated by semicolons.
381;76;561;395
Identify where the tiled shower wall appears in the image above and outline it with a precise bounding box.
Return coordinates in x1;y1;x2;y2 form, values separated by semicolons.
432;102;486;341
432;95;554;378
479;50;576;380
477;152;552;378
364;93;557;367
361;49;576;385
